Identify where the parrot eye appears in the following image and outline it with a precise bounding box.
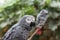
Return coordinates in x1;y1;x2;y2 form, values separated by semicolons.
26;17;35;23
26;17;32;23
27;18;31;21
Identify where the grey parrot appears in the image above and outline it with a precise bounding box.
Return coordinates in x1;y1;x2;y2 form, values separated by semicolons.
36;9;48;27
2;15;35;40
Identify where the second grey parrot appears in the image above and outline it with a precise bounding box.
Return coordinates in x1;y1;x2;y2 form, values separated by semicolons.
2;15;35;40
36;9;48;27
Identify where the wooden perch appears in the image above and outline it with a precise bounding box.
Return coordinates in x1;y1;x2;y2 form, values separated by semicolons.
27;28;40;40
27;25;42;40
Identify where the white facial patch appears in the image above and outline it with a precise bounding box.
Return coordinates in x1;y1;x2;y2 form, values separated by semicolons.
26;16;35;23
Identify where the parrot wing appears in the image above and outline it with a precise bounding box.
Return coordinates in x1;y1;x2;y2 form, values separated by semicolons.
3;24;25;40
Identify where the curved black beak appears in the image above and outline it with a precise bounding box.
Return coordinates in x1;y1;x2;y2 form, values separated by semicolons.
30;22;35;27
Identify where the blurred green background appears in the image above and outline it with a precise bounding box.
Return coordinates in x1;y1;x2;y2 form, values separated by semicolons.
0;0;60;40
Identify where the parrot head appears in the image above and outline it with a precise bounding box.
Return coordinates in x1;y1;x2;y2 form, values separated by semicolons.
19;15;35;30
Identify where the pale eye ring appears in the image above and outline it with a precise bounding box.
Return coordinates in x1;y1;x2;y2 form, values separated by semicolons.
27;18;31;21
26;17;32;23
26;16;35;23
